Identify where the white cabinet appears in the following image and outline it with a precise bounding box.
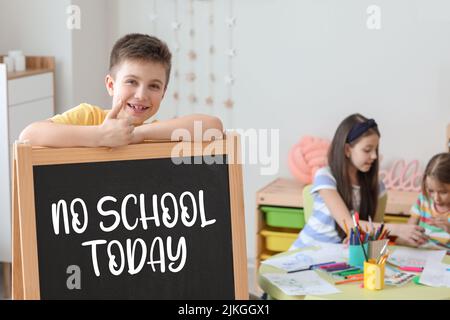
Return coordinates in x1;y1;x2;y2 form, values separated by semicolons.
0;58;55;263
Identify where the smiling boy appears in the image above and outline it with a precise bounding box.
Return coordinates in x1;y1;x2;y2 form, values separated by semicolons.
19;33;223;147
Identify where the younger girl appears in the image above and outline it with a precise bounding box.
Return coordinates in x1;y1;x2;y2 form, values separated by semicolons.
291;113;427;249
405;153;450;248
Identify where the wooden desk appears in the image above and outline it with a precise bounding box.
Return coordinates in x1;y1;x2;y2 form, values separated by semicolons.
258;246;450;300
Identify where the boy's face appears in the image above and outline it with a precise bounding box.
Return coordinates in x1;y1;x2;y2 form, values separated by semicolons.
105;59;167;125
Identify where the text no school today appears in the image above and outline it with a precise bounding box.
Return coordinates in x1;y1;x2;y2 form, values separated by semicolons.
51;190;217;276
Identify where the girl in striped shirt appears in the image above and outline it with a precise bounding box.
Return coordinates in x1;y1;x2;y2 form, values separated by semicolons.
405;153;450;248
291;114;427;249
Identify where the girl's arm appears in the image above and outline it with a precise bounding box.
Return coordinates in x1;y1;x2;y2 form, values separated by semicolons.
407;215;420;225
319;189;428;245
395;215;425;247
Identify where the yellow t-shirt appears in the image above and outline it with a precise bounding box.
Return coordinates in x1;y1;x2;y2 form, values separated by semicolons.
50;103;108;125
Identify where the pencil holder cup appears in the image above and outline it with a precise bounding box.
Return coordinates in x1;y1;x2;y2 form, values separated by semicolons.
348;242;368;268
364;259;385;290
368;239;389;260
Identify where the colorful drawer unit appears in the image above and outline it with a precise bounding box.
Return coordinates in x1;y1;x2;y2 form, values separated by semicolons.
260;229;299;252
383;214;410;224
260;205;305;229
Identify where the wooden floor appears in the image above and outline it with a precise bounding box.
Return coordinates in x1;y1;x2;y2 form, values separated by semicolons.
0;263;11;299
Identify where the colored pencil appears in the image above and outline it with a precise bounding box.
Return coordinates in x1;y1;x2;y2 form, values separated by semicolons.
332;267;361;275
355;226;369;262
378;255;388;265
378;224;385;240
287;261;336;273
369;216;374;234
344;220;349;237
346;274;365;280
319;262;348;269
339;269;364;277
335;278;364;285
398;266;423;273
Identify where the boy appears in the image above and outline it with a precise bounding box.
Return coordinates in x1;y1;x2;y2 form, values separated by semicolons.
19;33;223;147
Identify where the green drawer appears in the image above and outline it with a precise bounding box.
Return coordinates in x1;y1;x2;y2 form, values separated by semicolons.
260;206;305;229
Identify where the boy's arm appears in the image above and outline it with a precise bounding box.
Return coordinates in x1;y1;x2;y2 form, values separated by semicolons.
132;114;224;143
19;120;104;147
19;99;134;147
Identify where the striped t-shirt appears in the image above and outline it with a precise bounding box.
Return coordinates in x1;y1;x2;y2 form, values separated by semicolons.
410;193;450;247
291;167;386;249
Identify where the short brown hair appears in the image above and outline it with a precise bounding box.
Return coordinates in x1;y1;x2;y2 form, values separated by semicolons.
422;152;450;198
109;33;172;88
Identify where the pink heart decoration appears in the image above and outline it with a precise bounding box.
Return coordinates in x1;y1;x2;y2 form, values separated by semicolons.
288;136;330;184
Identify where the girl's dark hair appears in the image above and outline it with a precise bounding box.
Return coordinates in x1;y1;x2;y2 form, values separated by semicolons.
328;113;381;239
422;153;450;199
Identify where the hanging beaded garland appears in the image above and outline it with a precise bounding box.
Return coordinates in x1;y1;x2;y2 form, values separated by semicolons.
205;0;215;107
224;0;236;110
187;0;198;106
172;0;181;116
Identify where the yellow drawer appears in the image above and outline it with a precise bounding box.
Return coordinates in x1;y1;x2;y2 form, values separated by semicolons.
384;214;409;224
260;253;273;261
260;229;298;252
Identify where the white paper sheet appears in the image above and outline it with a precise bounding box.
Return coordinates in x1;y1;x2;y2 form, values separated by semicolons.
384;265;416;286
419;260;450;288
261;243;347;272
387;247;446;268
263;271;341;296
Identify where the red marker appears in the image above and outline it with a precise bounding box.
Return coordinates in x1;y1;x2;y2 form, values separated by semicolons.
354;211;360;225
399;266;423;273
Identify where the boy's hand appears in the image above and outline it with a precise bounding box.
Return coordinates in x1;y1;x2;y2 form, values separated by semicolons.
98;98;134;147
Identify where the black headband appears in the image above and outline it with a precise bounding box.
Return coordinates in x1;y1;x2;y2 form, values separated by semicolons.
346;119;378;143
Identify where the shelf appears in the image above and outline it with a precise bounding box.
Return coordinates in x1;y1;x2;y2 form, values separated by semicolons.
256;178;304;207
0;56;55;80
7;68;54;80
385;189;418;215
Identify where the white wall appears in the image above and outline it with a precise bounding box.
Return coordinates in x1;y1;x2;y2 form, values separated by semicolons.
0;0;111;113
71;0;110;108
0;0;73;113
1;0;449;264
108;0;450;262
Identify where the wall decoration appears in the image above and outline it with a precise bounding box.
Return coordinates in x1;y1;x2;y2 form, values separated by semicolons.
288;136;330;184
187;0;198;107
172;0;181;116
205;0;215;108
224;0;236;110
379;159;423;192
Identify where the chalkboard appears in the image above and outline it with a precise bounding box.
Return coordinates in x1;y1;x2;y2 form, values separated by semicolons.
12;136;247;300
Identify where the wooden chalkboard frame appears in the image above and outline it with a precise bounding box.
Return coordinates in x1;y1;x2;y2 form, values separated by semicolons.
12;133;247;300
